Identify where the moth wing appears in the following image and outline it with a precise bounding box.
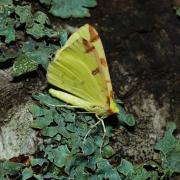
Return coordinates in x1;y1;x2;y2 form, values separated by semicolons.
47;24;113;111
72;24;113;96
59;24;113;98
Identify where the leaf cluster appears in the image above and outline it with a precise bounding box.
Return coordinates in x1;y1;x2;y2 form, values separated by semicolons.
0;0;85;76
1;94;179;179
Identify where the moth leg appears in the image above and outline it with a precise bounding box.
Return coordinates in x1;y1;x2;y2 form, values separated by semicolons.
96;115;106;141
46;103;82;109
83;115;106;154
96;115;107;154
76;111;95;114
83;119;101;143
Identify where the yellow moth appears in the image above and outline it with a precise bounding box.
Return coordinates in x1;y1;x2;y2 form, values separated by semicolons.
47;24;119;137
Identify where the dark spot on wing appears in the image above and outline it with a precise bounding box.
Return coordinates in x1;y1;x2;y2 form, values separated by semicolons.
83;39;95;53
92;67;100;75
89;25;100;42
106;96;110;105
100;58;107;66
106;80;111;83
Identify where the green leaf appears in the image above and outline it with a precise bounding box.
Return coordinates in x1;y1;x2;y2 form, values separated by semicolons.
0;45;20;62
53;134;61;141
64;112;76;122
12;54;38;77
43;172;62;179
15;5;58;39
155;122;180;175
164;147;180;173
31;104;47;117
117;104;135;126
42;0;97;18
0;0;13;5
31;158;48;166
65;155;87;175
155;122;177;154
33;174;44;180
59;29;68;46
31;117;52;129
15;5;33;25
25;10;58;39
0;161;24;176
22;167;34;180
0;2;15;44
66;123;77;133
26;23;46;39
31;105;55;129
21;40;57;69
76;121;88;136
41;126;59;137
102;145;115;158
117;159;134;176
86;155;101;171
33;11;49;25
44;145;71;168
128;166;151;180
27;23;58;39
68;133;81;154
33;93;64;106
39;0;51;6
94;135;104;147
57;123;71;139
96;159;121;180
0;17;15;43
74;166;89;180
82;138;95;155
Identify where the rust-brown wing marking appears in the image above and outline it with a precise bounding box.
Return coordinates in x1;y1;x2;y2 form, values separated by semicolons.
87;25;114;110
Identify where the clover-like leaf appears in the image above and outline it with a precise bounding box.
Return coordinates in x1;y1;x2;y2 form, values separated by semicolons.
102;145;115;158
96;159;121;180
128;166;151;180
44;145;71;168
0;17;15;43
22;167;34;180
117;159;134;176
65;155;87;175
0;0;13;4
82;138;95;155
21;40;58;69
41;126;59;137
31;158;48;166
15;5;33;25
155;122;180;174
0;1;15;43
12;54;38;77
0;161;24;176
31;117;53;129
155;122;177;154
33;11;49;25
31;104;47;117
41;0;97;18
0;45;20;62
59;29;68;46
117;104;136;126
33;93;64;106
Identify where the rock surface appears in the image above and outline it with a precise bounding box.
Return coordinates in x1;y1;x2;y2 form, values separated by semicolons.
0;70;42;160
